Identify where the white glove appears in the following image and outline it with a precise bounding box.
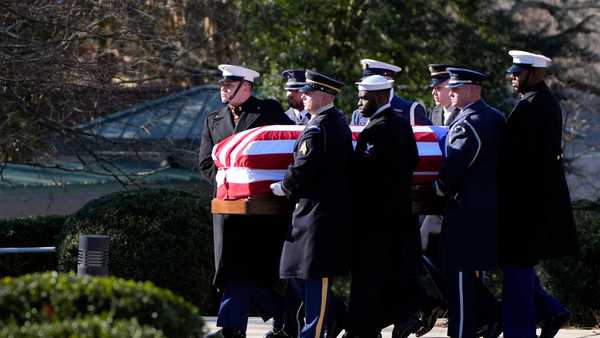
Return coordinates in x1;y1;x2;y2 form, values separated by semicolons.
420;215;443;251
270;181;286;196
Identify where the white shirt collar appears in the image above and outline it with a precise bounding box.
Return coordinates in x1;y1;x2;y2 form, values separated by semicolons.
443;106;452;125
388;88;394;103
366;103;391;124
292;108;308;120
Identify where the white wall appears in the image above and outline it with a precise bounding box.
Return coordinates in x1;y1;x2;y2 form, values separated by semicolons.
0;184;124;219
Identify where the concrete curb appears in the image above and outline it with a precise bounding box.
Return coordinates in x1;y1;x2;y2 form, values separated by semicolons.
203;316;600;338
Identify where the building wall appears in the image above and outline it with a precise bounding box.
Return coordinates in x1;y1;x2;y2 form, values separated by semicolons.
0;184;125;219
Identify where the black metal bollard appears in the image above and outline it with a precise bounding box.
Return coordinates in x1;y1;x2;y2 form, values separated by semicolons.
77;235;109;276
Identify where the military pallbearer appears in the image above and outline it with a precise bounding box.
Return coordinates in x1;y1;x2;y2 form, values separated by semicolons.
270;70;353;338
199;64;293;338
346;75;420;338
499;50;578;338
434;67;504;338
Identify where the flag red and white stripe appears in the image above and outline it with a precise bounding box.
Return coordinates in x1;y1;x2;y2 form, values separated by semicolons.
212;125;447;200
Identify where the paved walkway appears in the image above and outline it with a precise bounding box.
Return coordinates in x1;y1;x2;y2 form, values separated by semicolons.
204;317;600;338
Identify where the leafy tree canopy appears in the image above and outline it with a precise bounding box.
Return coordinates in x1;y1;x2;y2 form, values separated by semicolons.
1;0;598;167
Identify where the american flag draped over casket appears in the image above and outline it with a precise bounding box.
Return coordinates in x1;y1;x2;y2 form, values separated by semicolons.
212;125;448;200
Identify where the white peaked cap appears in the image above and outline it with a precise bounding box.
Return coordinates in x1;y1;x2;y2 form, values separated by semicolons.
508;50;552;68
360;59;402;73
355;75;394;91
218;64;260;82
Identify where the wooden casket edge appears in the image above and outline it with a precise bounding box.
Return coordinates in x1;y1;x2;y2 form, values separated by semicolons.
211;186;444;216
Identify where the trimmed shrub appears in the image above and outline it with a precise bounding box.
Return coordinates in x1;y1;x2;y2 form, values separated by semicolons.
331;277;350;302
57;188;218;313
0;316;166;338
0;215;66;277
0;272;203;338
541;200;600;327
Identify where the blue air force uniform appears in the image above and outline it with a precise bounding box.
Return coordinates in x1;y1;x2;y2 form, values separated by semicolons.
427;64;460;127
420;64;502;338
435;68;505;338
439;100;504;268
277;70;353;338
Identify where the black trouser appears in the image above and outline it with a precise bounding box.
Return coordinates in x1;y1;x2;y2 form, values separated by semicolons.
349;274;422;337
267;281;348;337
272;284;302;335
446;271;500;338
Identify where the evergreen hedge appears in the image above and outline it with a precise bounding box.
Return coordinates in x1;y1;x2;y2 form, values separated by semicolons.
0;215;66;277
541;200;600;327
0;272;203;338
57;188;217;313
0;316;166;338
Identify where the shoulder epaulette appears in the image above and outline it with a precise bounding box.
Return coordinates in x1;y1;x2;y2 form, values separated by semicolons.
305;125;321;132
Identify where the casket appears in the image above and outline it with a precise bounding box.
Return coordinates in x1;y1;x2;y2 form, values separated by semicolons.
210;124;447;215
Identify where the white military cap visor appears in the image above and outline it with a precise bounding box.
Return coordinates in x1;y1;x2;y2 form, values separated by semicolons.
507;50;552;73
218;64;260;82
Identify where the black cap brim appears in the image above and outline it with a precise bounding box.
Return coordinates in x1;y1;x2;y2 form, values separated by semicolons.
218;79;240;85
506;64;527;74
218;75;245;85
299;84;339;95
430;78;448;88
298;84;317;93
285;83;306;90
446;81;470;88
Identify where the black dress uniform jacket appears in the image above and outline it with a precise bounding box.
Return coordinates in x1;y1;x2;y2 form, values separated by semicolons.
498;82;578;265
198;96;293;286
348;106;421;333
428;105;459;127
428;105;445;126
352;107;420;278
436;100;505;271
280;106;354;279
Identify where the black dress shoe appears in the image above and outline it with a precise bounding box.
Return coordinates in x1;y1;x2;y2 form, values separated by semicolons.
392;314;423;338
341;330;358;338
481;320;502;338
264;329;292;338
540;311;571;338
324;319;343;338
208;328;246;338
341;330;382;338
415;307;447;337
207;330;225;338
